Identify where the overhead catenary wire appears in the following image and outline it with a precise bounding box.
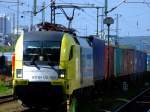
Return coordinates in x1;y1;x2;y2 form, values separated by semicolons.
143;0;150;8
0;1;18;3
58;0;66;3
79;15;96;26
93;0;103;5
83;10;97;22
0;0;104;36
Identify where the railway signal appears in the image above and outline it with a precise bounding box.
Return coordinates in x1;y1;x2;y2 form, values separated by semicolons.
104;17;114;78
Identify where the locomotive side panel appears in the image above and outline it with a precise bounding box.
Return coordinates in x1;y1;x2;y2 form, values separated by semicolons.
93;38;105;81
80;47;93;88
12;34;24;86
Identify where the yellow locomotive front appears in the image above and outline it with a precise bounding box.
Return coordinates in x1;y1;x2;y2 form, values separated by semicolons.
12;31;81;108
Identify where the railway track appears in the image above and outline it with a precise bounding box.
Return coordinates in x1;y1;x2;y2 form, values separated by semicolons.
115;88;150;112
0;95;14;104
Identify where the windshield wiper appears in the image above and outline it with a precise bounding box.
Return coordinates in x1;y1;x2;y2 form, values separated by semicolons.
30;55;40;70
23;61;40;70
30;61;40;70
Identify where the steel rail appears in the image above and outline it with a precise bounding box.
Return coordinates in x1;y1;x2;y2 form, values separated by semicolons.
0;95;14;104
115;87;150;112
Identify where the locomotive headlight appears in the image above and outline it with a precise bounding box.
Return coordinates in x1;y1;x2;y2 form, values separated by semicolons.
59;69;66;78
16;69;23;78
60;74;65;78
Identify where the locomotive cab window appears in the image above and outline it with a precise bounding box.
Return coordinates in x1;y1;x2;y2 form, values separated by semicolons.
69;45;74;61
24;41;42;55
23;41;61;66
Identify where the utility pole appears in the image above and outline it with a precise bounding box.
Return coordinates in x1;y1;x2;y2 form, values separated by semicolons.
104;17;114;79
22;11;33;31
115;14;121;46
51;0;56;24
105;0;108;16
116;14;119;46
30;11;33;31
42;2;45;24
13;13;15;34
100;8;104;39
85;24;87;36
17;0;19;36
33;0;37;16
96;7;99;36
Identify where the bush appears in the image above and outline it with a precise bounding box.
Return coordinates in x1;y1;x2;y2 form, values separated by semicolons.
0;46;14;52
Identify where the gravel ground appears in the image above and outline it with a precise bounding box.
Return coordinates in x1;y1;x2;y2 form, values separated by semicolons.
0;100;27;112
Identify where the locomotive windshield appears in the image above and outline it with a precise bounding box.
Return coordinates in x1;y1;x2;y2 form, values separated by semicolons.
23;41;60;65
23;31;63;66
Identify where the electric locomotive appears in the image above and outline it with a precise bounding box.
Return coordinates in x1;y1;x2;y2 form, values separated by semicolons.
12;23;147;111
12;23;94;110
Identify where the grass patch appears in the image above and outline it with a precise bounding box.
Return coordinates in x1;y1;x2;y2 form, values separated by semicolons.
0;81;12;96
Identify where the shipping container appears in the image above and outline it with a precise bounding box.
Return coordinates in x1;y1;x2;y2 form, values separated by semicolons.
122;49;128;75
147;54;150;71
144;52;147;72
122;49;135;75
140;52;147;72
93;38;105;81
134;50;138;73
104;46;114;79
134;51;140;73
127;49;134;75
139;51;143;73
114;47;123;77
144;53;147;72
134;51;144;73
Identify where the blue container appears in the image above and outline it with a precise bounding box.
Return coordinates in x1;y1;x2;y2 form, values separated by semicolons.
134;51;140;73
134;51;147;73
147;55;150;71
140;52;147;72
93;38;105;80
144;53;147;71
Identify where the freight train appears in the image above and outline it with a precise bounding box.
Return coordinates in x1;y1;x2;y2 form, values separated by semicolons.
12;23;147;111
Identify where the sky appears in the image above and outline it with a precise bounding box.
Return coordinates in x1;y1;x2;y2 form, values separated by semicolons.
1;0;150;37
